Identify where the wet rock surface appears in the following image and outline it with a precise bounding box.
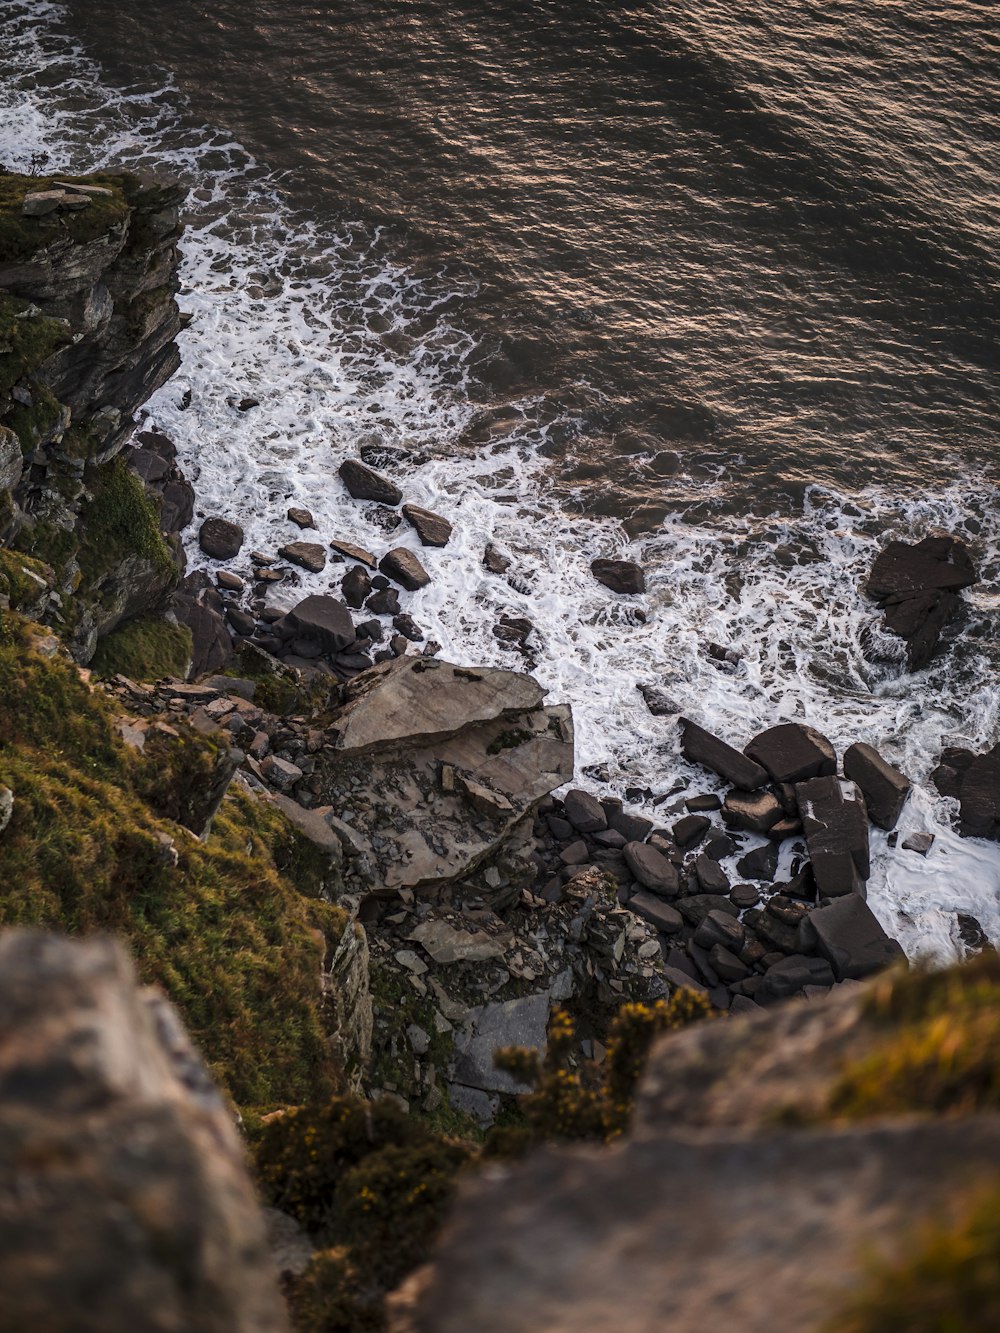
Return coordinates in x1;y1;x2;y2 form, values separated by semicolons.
865;532;978;670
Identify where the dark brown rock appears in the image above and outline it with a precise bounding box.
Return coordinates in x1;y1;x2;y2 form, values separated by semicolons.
672;814;710;848
843;742;911;831
339;458;403;505
679;718;768;791
287;507;314;528
799;893;906;981
797;776;870;899
627;892;683;935
721;789;784;835
590;558;646;595
329;538;377;568
744;723;836;785
197;517;244;560
379;547;431;591
623;842;678;897
277;541;326;573
958;744;1000;841
866;534;977;670
279;595;356;655
342;565;373;609
563;789;608;834
403;503;453;547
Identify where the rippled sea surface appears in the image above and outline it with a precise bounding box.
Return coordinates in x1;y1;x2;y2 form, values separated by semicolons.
2;0;999;957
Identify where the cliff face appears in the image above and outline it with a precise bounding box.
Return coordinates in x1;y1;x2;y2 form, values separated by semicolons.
0;169;185;660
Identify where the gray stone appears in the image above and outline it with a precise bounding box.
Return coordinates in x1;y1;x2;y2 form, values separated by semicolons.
403;503;453;547
623;842;678;896
760;954;835;1002
694;854;729;895
339;458;403;505
0;426;22;491
744;722;837;785
379;547;431;591
22;190;66;216
453;993;551;1094
672;814;710;848
708;945;750;983
563;789;608;834
844;742;911;831
277;541;326;573
627;892;683;935
0;786;12;836
679;717;767;791
677;895;740;926
260;756;303;792
799;894;906;981
408;919;507;965
609;811;654;842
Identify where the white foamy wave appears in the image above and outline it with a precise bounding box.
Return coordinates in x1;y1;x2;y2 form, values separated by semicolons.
3;0;999;962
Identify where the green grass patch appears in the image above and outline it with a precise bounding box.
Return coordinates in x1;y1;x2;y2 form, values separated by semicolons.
0;172;130;262
0;548;51;612
0;610;347;1107
0;291;70;395
77;455;175;584
90;614;192;681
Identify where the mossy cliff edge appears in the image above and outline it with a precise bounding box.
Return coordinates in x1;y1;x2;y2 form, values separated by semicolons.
0;168;185;663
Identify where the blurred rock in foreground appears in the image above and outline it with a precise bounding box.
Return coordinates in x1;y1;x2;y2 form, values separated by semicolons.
0;930;287;1333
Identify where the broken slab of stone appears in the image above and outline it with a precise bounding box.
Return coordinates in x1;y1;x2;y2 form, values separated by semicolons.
339;458;403;505
590;557;645;595
313;658;573;892
721;788;783;835
627;891;683;935
843;741;911;831
408;917;510;965
329;537;377;568
866;533;978;670
679;717;767;791
797;776;870;899
743;722;836;785
402;503;453;547
452;991;551;1097
0;931;288;1332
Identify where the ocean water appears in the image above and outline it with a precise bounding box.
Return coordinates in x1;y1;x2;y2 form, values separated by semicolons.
1;0;998;959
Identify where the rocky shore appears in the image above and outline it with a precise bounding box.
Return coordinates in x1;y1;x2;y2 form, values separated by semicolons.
1;166;998;1330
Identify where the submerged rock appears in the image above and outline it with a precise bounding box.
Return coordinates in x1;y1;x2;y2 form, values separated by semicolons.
590;557;646;595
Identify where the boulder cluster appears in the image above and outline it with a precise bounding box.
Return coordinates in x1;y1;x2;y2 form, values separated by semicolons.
864;531;978;670
529;719;914;1013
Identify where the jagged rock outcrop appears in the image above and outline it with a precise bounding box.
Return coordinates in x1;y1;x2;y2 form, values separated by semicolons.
865;532;978;671
391;976;1000;1333
0;930;287;1332
311;656;574;894
1;170;186;660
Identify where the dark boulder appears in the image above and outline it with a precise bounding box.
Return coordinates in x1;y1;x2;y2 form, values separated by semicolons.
379;547;431;591
483;543;511;575
393;613;424;642
170;595;232;678
866;533;977;670
623;842;678;897
590;558;646;595
366;587;401;616
627;892;683;935
722;789;784;835
677;895;740;926
287;506;315;528
958;744;1000;841
279;594;356;655
338;458;403;505
159;479;195;533
563;789;607;834
797;776;870;899
694;909;745;954
693;854;729;895
277;541;326;573
843;742;911;831
342;565;372;610
744;723;836;785
197;517;243;561
759;954;835;1002
672;814;710;849
799;894;906;981
679;717;767;791
610;810;654;842
402;503;453;548
736;842;778;882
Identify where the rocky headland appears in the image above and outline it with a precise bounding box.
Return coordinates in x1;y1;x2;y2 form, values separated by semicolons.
1;166;998;1330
